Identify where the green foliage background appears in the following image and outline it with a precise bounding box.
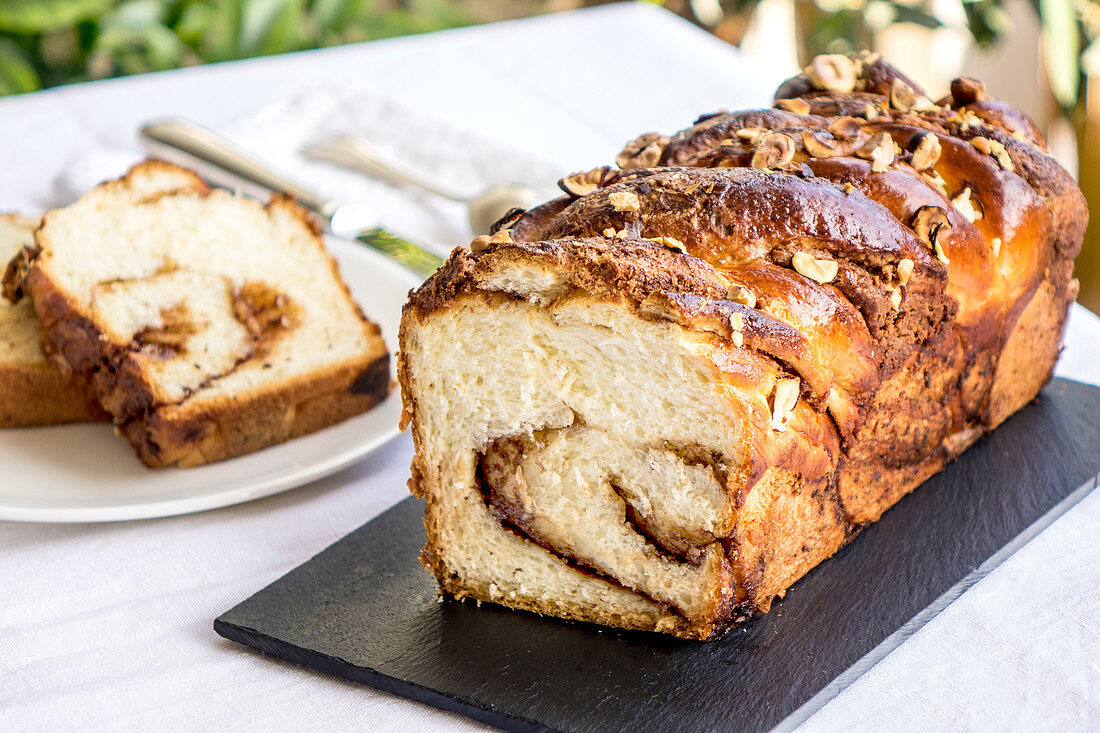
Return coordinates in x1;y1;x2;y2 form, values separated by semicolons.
0;0;472;96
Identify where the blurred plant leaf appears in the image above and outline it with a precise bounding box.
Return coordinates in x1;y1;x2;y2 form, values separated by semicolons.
890;5;942;30
0;38;39;93
239;0;309;57
90;0;190;76
0;0;117;35
1040;0;1080;108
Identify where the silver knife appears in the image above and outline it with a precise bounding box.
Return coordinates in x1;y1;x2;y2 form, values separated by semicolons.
140;118;444;279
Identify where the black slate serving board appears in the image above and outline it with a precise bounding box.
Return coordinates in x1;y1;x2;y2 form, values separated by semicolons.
216;378;1100;733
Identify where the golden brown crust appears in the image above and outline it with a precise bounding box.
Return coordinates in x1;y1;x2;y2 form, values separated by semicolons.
404;55;1087;639
0;362;109;427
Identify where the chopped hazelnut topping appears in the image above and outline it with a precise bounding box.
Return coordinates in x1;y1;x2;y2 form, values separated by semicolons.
934;240;951;265
864;103;881;121
897;258;915;286
751;132;797;170
609;191;641;212
558;167;616;198
911;206;952;249
729;312;745;331
616;132;669;170
950;76;987;105
910;133;942;172
922;169;949;195
827;116;862;141
775;98;812;115
801;130;841;159
736;127;766;142
725;284;757;308
602;228;616;238
771;378;801;432
805;54;857;93
843;182;856;194
991;236;1002;257
731;331;744;347
888;287;902;310
792;251;839;284
856;132;896;172
489;229;513;244
971;136;1014;171
951;187;983;222
889;79;935;113
644;236;687;253
469;235;491;253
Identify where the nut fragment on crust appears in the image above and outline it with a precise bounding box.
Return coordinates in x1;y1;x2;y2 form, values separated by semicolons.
729;312;745;347
921;169;949;195
934;240;951;265
887;285;902;310
644;236;687;254
950;76;987;105
725;284;757;308
603;227;629;239
558;166;616;198
771;378;800;432
609;190;641;212
970;137;1014;171
864;103;881;121
856;132;896;172
616;132;668;170
991;236;1002;257
489;207;525;234
792;251;839;284
897;258;915;286
951;187;983;222
911;206;952;249
827;116;862;141
469;235;491;253
736;126;766;142
805;54;857;93
751;132;797;170
775;98;811;115
889;79;935;113
910;133;942;171
801;130;841;159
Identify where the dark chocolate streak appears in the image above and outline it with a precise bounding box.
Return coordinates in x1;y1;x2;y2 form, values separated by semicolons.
474;446;689;621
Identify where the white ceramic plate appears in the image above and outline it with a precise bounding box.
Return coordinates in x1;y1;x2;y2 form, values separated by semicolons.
0;238;422;523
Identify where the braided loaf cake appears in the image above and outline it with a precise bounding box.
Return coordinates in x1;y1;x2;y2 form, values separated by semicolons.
399;53;1087;639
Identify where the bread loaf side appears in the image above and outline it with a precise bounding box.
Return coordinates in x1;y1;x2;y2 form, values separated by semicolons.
400;54;1086;639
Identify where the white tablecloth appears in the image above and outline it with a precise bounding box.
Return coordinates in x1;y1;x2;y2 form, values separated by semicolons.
3;5;1099;730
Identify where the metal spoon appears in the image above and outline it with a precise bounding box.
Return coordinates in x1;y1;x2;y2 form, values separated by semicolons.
302;135;536;235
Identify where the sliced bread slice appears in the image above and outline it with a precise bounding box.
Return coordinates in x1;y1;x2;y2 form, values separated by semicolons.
10;161;390;466
0;214;107;426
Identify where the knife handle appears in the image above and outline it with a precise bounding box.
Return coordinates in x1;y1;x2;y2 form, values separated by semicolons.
141;118;331;215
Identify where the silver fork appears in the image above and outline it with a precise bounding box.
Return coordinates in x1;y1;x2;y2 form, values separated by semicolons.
302;135;536;235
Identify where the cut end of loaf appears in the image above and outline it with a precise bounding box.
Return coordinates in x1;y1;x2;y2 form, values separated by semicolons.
400;240;851;639
14;160;389;465
0;214;109;427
